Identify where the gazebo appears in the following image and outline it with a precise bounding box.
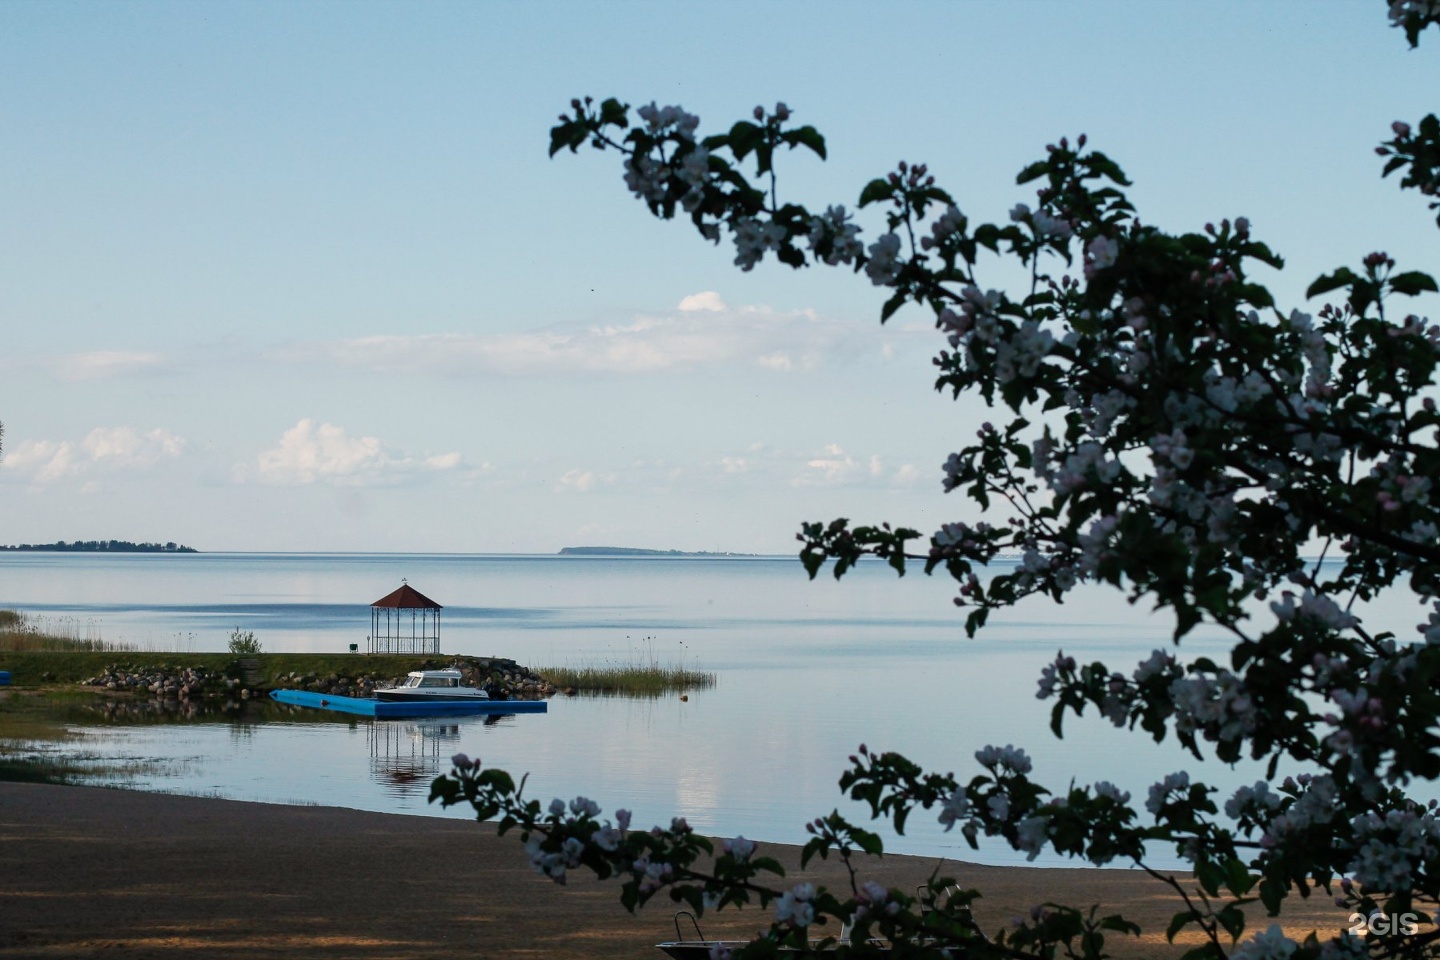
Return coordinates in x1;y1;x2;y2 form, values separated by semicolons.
367;581;442;655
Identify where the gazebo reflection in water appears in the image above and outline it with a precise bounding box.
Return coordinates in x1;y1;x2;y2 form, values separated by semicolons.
367;717;503;791
367;580;441;655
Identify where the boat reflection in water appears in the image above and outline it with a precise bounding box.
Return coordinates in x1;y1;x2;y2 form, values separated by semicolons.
366;716;504;795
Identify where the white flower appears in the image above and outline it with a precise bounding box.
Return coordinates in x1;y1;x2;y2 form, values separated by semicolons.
1015;815;1050;860
975;744;1033;774
1132;649;1174;684
731;217;787;271
570;796;601;818
636;102;700;141
806;205;863;265
938;790;973;832
1032;210;1073;240
1231;924;1298;960
927;204;965;245
1226;781;1282;820
1085;235;1119;277
677;146;711;189
722;836;756;861
593;826;623;852
864;232;903;286
549;798;567;817
623;153;670;204
776;882;816;927
1146;772;1190;815
1093;781;1130;804
859;880;888;903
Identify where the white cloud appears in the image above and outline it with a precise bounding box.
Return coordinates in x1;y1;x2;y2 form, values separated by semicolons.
239;419;464;487
728;442;924;489
424;452;463;471
555;468;617;493
51;351;172;382
677;291;727;312
6;440;76;485
4;426;185;486
83;426;185;465
560;443;925;492
277;293;920;378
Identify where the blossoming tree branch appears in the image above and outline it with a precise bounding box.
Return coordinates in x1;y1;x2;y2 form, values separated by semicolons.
431;5;1440;959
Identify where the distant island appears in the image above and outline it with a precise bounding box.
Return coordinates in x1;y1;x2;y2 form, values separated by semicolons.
0;540;197;553
558;546;758;557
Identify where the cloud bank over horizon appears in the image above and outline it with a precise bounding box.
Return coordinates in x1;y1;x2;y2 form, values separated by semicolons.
272;293;922;379
3;426;186;488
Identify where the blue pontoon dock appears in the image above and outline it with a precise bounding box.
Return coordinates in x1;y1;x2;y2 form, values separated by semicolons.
270;689;548;718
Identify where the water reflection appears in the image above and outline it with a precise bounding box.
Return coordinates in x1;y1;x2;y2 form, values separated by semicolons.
42;697;550;808
365;717;508;797
369;720;457;794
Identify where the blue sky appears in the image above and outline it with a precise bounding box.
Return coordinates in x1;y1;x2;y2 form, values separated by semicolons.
2;1;1435;552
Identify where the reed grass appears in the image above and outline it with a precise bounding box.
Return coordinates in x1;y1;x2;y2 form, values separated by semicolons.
538;638;715;697
0;610;135;653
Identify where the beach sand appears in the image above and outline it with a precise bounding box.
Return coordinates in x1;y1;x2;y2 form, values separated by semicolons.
0;782;1348;959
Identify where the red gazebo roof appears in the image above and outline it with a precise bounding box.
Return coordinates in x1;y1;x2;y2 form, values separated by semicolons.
370;584;442;610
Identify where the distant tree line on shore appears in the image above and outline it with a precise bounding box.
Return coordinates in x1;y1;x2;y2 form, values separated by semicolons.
0;540;197;553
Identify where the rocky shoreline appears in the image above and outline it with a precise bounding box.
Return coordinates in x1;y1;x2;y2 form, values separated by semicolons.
78;656;557;703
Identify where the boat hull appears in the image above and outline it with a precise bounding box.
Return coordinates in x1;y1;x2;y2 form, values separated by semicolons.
375;690;489;702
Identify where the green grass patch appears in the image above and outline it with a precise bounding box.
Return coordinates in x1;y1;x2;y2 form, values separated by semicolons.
0;609;135;653
538;658;716;697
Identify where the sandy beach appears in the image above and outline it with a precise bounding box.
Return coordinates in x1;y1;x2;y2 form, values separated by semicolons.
0;782;1352;959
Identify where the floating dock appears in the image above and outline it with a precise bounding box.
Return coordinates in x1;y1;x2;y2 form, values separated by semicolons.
270;689;548;718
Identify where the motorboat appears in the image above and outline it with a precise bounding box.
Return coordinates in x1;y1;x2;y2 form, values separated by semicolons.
374;669;490;702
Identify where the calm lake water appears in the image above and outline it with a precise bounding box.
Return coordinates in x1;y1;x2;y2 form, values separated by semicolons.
1;552;1417;868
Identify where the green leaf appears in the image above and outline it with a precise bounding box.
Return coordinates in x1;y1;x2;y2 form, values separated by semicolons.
1166;910;1198;943
1086;151;1132;186
1389;270;1439;296
728;121;763;162
1217;903;1247;941
1015;160;1049;185
1225;858;1256;896
597;98;628;127
548;121;588;158
849;827;884;856
880;289;907;322
1259;877;1284;914
858;178;892;208
751;856;785;877
1244;242;1284;269
787;125;827;160
1306;267;1360;299
1196;860;1223;897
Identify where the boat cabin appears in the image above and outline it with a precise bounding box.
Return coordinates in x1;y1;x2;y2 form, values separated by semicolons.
399;670;464;689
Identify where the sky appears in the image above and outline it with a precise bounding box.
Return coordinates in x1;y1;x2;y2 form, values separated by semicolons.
1;1;1436;553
